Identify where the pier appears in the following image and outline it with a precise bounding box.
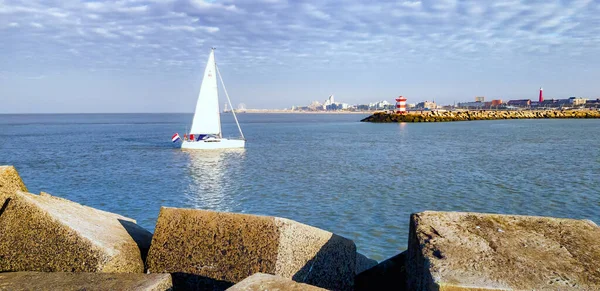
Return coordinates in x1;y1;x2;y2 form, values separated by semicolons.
361;109;600;123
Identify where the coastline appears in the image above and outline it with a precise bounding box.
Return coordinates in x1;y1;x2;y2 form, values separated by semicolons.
224;110;373;114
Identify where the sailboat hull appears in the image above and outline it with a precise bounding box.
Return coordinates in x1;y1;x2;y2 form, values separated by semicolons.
181;139;245;150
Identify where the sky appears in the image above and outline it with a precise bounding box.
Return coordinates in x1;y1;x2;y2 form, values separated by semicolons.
1;0;600;113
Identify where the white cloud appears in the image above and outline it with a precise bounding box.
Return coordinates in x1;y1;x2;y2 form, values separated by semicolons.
400;1;421;8
0;0;598;82
94;27;119;38
30;22;44;28
117;5;148;13
302;3;330;20
85;2;106;11
189;0;239;12
164;25;219;33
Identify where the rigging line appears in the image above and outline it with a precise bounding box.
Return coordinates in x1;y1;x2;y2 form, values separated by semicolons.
216;64;245;140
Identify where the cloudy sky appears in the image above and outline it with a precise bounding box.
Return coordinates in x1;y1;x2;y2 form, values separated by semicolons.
1;0;599;113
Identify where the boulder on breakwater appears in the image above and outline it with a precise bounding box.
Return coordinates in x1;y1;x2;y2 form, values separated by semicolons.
0;165;28;197
0;190;153;273
4;165;600;291
355;251;408;290
226;273;327;291
0;167;152;273
355;252;378;275
146;207;356;290
407;211;600;290
0;272;173;291
361;109;600;123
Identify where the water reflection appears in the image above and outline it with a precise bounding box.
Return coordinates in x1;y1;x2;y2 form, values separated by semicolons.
397;122;408;135
183;149;246;211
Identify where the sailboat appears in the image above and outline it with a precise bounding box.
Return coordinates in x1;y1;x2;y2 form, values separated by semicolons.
177;48;245;150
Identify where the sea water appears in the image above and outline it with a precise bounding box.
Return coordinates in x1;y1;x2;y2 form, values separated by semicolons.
0;113;598;261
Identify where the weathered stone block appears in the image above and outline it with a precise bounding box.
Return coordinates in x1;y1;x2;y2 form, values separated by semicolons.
0;191;152;273
355;251;408;291
0;166;28;197
147;207;355;290
0;272;172;291
355;252;378;275
407;211;600;290
227;273;326;291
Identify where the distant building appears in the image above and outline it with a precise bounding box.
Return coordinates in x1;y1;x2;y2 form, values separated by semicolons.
369;100;391;110
586;99;600;106
457;101;484;109
457;96;493;109
308;101;322;111
507;99;531;107
415;101;437;110
568;97;587;106
323;95;335;110
491;99;503;106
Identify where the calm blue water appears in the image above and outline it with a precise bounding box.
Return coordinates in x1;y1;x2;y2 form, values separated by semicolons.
1;113;598;261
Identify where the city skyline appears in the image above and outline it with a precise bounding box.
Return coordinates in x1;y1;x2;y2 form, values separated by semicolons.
2;0;600;113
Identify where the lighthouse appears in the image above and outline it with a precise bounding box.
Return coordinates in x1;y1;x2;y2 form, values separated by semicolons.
395;96;407;114
539;87;544;103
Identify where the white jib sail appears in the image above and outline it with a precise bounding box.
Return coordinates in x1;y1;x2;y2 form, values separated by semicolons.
189;50;221;135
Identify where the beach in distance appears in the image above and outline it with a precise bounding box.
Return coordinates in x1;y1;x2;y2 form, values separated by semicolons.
0;113;598;262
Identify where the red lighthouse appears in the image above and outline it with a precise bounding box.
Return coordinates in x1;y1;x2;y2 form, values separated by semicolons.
395;96;407;114
539;87;543;103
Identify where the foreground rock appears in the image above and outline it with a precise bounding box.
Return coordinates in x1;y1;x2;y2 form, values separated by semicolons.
355;251;408;290
0;190;152;273
407;211;600;290
0;165;28;198
147;207;356;290
355;252;378;275
227;273;326;291
0;272;172;291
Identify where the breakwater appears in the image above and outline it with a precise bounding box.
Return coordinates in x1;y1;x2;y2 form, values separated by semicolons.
361;109;600;123
2;165;600;290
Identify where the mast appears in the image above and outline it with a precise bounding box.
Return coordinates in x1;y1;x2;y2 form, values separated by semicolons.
216;64;245;140
213;48;222;138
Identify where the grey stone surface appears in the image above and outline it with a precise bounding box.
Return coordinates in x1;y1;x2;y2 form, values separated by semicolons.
407;211;600;290
0;272;172;291
274;217;356;290
0;165;28;198
147;207;356;290
355;251;408;291
355;252;378;275
0;190;152;273
227;273;326;291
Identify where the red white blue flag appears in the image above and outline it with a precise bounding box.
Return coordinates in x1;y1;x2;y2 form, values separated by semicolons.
172;133;181;142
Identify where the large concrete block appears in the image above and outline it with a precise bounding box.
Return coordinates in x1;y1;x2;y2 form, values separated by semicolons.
227;273;326;291
355;252;378;275
407;211;600;290
0;191;152;273
147;207;356;290
355;251;408;291
0;272;172;291
0;166;28;197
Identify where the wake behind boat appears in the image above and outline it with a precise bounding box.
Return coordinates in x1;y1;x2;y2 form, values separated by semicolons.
172;48;245;150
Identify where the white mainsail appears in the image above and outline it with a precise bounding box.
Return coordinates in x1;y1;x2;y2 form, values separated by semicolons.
189;50;221;135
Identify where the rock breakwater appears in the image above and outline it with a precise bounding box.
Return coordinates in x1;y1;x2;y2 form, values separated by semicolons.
361;109;600;123
1;165;600;290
